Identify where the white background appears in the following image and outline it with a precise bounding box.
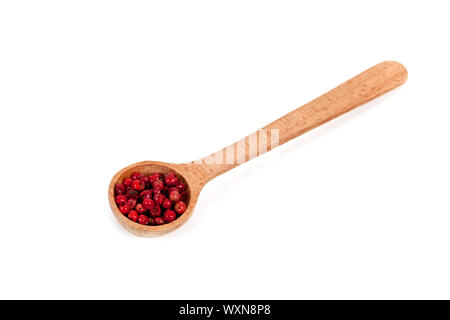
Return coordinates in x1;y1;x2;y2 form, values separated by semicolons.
0;1;449;299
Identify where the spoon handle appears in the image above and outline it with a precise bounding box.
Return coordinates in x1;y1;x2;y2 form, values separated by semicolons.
193;61;407;182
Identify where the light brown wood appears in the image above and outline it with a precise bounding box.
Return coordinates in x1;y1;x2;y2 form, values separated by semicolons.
109;61;407;237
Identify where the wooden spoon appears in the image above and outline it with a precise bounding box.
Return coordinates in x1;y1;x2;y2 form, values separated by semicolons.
109;61;407;237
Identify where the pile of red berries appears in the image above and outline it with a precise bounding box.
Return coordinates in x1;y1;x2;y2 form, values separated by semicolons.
114;171;188;225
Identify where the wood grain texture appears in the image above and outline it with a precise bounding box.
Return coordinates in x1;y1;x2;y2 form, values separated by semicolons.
109;61;407;237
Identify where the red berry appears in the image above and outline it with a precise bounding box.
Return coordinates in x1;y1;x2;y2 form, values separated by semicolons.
132;179;145;191
140;190;153;200
176;182;186;192
174;201;186;214
128;210;138;222
163;209;176;223
164;173;178;186
131;172;143;180
148;217;155;225
152;179;164;191
119;204;130;215
162;198;172;209
167;187;178;194
148;173;161;183
126;189;139;199
142;198;155;210
138;214;149;225
115;183;125;195
150;205;161;217
155;217;165;225
169;190;181;202
126;198;137;209
153;193;164;205
135;203;146;214
123;178;133;187
180;191;189;201
141;175;150;186
115;195;127;205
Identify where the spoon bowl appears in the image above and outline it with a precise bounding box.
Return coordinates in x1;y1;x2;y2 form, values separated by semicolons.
108;161;204;237
109;61;408;237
